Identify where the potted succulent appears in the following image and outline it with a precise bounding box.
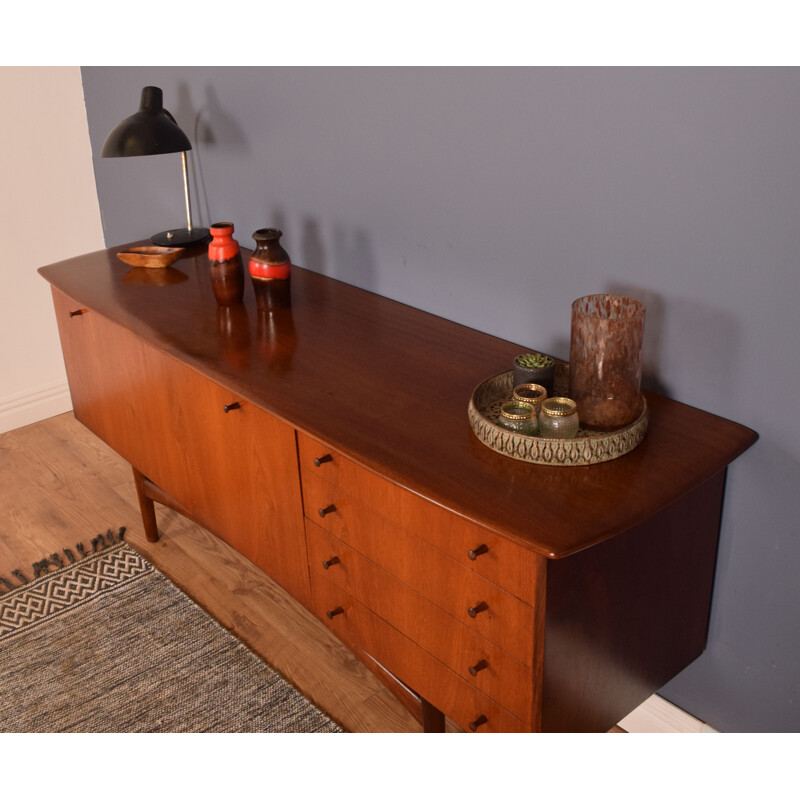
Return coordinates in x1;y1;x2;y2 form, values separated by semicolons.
513;352;555;395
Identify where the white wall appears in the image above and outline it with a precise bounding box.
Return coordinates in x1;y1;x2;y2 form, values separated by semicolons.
0;67;104;433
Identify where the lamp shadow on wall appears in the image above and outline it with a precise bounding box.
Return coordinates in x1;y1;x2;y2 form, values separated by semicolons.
175;83;249;228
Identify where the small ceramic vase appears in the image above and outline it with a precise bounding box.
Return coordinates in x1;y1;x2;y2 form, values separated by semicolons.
249;228;291;310
208;222;244;306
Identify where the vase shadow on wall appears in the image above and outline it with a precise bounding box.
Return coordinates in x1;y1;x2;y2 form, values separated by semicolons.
301;217;327;274
290;213;378;293
607;284;743;405
606;284;671;398
333;224;377;293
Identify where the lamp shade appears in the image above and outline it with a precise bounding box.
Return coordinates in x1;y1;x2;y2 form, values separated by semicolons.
101;86;191;158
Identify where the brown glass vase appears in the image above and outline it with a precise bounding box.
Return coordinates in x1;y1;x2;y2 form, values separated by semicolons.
249;228;291;310
568;294;646;430
208;222;244;306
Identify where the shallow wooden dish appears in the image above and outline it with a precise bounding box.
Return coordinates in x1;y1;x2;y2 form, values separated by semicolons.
116;246;183;268
468;366;648;466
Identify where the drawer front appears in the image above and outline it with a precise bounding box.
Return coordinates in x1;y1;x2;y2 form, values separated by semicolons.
311;575;530;733
52;290;310;605
298;431;543;605
304;484;536;667
307;521;535;722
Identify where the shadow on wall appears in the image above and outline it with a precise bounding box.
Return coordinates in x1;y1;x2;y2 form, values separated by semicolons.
274;214;380;293
333;224;377;291
544;285;740;405
302;217;327;273
173;82;250;228
607;284;671;398
608;284;742;405
542;286;670;393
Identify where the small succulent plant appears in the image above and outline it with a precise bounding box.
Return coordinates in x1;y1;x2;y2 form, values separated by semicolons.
515;352;554;369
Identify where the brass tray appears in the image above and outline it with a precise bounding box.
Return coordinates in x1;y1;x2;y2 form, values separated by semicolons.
467;366;648;466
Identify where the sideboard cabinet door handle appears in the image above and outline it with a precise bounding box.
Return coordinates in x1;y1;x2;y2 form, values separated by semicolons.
469;714;488;732
223;402;241;413
318;504;337;518
326;606;344;619
68;309;85;317
322;556;340;570
314;454;333;467
467;601;489;618
468;659;489;676
468;544;489;561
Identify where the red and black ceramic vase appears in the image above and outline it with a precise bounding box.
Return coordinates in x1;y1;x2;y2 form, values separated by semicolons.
249;228;291;310
208;222;245;306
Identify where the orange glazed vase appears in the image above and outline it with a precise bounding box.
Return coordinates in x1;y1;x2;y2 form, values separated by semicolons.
249;228;291;310
208;222;244;306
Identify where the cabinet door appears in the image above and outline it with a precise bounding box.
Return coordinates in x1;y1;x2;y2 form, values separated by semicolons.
52;289;310;605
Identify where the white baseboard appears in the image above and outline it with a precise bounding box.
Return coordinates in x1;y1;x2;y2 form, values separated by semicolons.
0;380;72;434
618;694;718;733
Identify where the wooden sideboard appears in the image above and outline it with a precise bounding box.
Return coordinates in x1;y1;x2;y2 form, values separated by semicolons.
39;243;757;733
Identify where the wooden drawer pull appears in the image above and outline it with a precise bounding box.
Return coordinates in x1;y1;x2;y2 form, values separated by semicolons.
467;544;489;561
322;556;340;570
467;601;489;618
468;659;489;677
314;454;333;467
326;606;344;619
318;504;337;518
68;309;86;317
469;714;488;732
223;402;241;413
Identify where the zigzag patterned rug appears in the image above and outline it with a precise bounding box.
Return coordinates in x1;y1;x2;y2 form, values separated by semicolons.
0;528;341;733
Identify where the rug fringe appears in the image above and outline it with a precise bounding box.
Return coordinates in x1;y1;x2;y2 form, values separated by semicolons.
0;527;126;593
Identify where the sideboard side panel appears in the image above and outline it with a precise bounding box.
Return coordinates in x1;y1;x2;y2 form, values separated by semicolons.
541;470;727;732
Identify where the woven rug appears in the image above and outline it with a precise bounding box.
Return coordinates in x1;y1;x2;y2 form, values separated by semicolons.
0;528;341;733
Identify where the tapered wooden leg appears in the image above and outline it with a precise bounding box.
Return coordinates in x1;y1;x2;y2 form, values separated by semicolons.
421;698;446;733
132;467;160;542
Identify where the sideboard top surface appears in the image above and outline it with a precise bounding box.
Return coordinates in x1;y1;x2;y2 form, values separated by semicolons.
39;244;757;559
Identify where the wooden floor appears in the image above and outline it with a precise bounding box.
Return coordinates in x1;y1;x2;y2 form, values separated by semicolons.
1;412;625;733
0;412;424;733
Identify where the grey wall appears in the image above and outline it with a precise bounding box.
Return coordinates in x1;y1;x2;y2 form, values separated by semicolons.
81;66;800;732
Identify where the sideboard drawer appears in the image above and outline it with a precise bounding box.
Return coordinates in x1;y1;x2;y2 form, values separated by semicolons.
310;575;530;733
298;431;543;606
307;520;535;723
303;483;537;667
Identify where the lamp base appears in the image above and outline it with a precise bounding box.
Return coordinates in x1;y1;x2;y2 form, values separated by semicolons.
151;227;210;247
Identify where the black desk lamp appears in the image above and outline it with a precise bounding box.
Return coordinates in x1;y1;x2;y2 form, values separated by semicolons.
101;86;209;247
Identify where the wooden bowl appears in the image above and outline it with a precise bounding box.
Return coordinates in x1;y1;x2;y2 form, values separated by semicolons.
116;246;183;268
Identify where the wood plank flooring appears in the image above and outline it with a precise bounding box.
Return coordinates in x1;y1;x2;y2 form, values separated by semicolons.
1;412;625;733
0;412;421;733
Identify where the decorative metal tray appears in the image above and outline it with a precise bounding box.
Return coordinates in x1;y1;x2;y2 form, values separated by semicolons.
467;366;648;466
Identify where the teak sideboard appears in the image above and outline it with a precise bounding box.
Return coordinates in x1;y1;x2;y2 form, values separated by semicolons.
39;244;757;733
